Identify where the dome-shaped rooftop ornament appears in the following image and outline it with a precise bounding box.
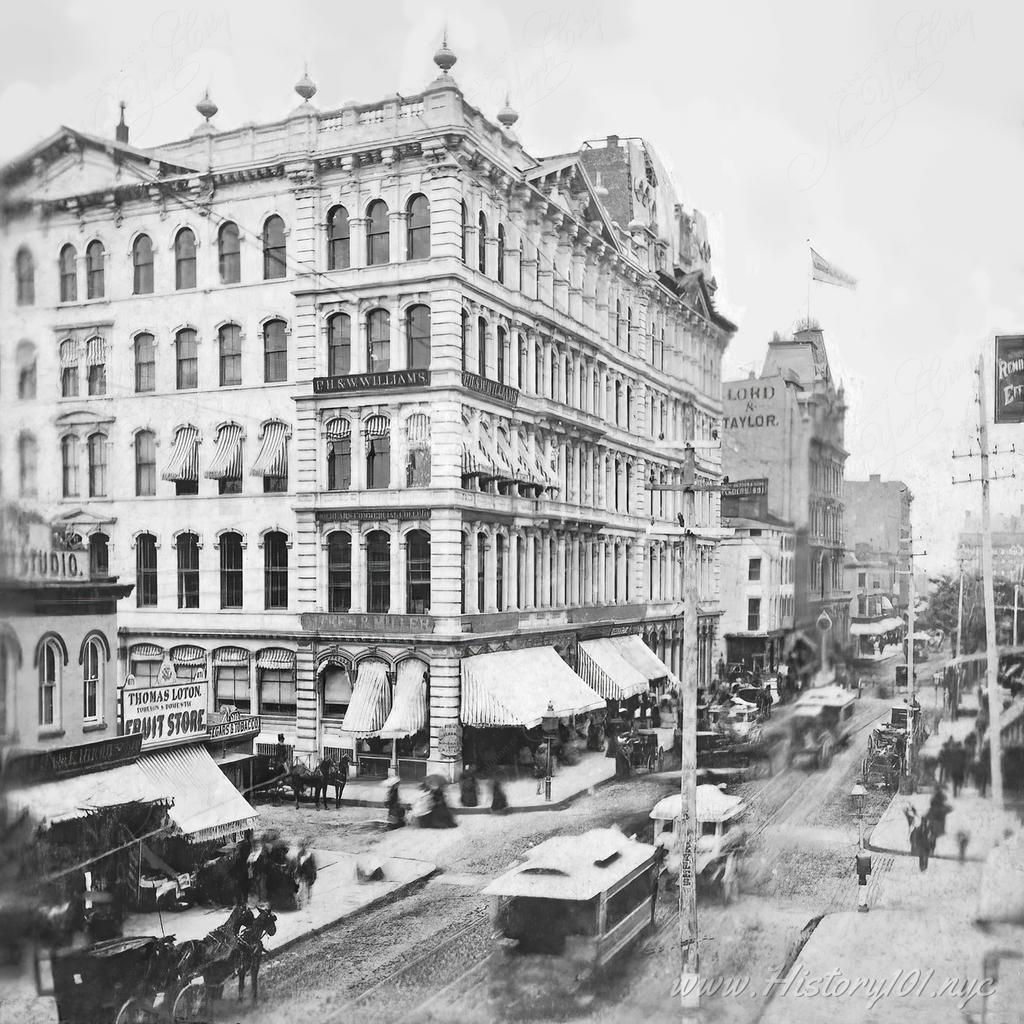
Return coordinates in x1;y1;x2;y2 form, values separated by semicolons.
295;66;317;103
434;30;457;74
196;90;218;122
497;93;518;129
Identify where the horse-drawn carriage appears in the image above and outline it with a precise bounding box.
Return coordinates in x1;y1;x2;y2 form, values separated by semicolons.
251;754;349;809
615;731;665;775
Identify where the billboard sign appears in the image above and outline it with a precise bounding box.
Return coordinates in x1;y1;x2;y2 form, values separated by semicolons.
121;656;208;749
995;335;1024;424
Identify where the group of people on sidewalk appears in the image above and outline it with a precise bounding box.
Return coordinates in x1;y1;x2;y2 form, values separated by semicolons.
905;785;971;870
938;735;991;797
380;770;510;829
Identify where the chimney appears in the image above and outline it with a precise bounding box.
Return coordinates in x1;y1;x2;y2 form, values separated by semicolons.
606;134;619;149
869;474;881;483
115;101;129;144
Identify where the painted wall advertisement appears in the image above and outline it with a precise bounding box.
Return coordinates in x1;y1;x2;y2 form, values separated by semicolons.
994;335;1024;424
121;656;208;749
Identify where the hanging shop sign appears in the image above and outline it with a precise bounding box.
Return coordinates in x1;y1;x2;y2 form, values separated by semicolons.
438;724;462;759
121;657;209;749
994;335;1024;424
300;612;433;634
9;734;143;783
208;712;261;741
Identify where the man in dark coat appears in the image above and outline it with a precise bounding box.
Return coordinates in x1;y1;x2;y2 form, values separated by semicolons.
949;743;967;798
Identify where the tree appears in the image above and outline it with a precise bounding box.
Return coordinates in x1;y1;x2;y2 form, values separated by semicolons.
920;572;1020;652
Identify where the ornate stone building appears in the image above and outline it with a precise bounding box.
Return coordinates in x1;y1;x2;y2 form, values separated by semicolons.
0;43;734;777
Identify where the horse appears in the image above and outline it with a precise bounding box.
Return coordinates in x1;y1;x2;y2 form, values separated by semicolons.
235;905;277;1003
247;837;300;911
176;904;255;1002
313;757;348;809
286;763;318;808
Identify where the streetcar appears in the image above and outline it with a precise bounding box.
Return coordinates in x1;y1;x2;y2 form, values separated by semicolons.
483;828;661;1016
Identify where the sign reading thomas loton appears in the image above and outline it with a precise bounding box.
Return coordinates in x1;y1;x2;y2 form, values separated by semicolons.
994;335;1024;424
121;656;209;749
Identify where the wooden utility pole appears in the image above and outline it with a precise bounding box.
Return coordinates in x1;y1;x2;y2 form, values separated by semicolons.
954;565;964;660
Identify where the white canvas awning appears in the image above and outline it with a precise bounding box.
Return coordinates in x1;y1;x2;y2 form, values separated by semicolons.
340;659;391;736
204;423;243;479
257;648;295;670
379;659;428;739
577;639;649;700
612;635;671;683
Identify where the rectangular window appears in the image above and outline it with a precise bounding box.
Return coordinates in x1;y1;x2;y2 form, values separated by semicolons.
176;479;199;496
858;572;866;588
83;673;97;720
321;667;352;718
87;363;106;396
135;439;155;497
748;558;761;581
136;541;157;607
215;665;250;712
747;597;761;632
177;335;198;389
177;543;199;609
262;473;287;493
259;668;296;715
135;341;155;393
219;474;242;495
220;544;243;608
264;323;287;383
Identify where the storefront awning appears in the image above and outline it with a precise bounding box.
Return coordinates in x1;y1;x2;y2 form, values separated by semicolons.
461;647;604;728
171;644;206;666
251;421;288;477
850;617;904;636
130;643;164;661
340;659;392;736
379;659;428;739
137;744;259;843
577;639;649;700
214;646;250;664
257;648;295;670
406;413;429;443
161;425;200;482
7;763;169;828
204;423;243;480
612;635;671;684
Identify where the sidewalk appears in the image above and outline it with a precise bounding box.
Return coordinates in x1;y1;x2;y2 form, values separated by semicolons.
120;850;436;952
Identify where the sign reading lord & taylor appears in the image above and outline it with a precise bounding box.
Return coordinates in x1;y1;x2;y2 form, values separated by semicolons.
121;656;208;749
994;335;1024;424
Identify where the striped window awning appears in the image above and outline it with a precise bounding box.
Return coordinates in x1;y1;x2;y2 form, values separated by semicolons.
251;421;288;477
130;643;164;661
461;647;604;728
612;635;671;684
406;413;430;443
257;648;296;670
490;427;516;482
339;659;391;736
476;437;499;479
534;444;559;492
204;423;243;480
363;415;390;455
59;340;81;368
162;425;200;482
324;418;351;443
577;639;649;700
171;645;206;666
379;659;428;739
214;647;250;664
86;337;107;365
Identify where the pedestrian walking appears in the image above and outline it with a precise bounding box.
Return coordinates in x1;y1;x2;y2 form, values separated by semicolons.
950;743;967;798
955;829;971;863
459;767;479;808
974;747;991;797
855;849;872;912
938;738;953;786
910;821;932;871
490;772;510;814
384;778;406;827
926;786;952;849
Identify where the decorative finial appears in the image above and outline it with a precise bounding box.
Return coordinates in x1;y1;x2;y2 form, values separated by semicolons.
497;93;519;129
433;28;457;74
196;90;218;122
115;101;129;144
295;65;317;103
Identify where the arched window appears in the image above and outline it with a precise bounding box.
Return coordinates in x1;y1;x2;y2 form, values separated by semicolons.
60;339;79;398
478;211;488;273
367;309;390;372
625;463;633;514
219;531;243;608
176;533;200;609
366;530;391;612
61;435;79;497
626;306;633;353
477;317;488;378
264;532;289;610
496;224;506;284
406;530;431;613
327;313;351;376
615;299;622;346
83;635;104;721
136;533;157;607
132;234;153;294
19;433;37;497
365;415;391;489
263;215;287;279
17;341;37;400
406;194;430;260
534;340;542;394
218;222;240;284
626;385;633;428
175;328;198;389
406;304;430;369
614;380;622;426
39;637;61;725
88;433;107;497
59;244;77;302
326;419;351;491
495;534;506;611
477;532;487;610
219;323;242;386
135;430;156;496
496;326;506;384
263;318;287;382
327;205;350;270
327;531;352;611
460;201;469;264
86;240;105;298
16;247;35;305
134;333;155;393
366;200;390;265
86;337;106;396
89;532;109;577
174;228;196;289
461;309;470;370
517;333;527;390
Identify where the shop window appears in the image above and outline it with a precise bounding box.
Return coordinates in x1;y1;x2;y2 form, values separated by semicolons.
136;534;157;606
366;530;390;613
406;194;430;260
132;234;153;294
327;313;351;376
176;532;199;609
327;531;352;612
59;244;77;302
220;532;243;608
263;215;287;279
327;205;350;270
218;221;241;283
366;199;389;265
321;666;352;718
264;531;288;610
259;667;296;715
216;661;250;712
406;530;431;614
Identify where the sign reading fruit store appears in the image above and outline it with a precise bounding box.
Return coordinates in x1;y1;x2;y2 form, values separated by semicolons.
121;656;209;749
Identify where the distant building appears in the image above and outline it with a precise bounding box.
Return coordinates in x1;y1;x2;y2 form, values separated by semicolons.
957;509;1024;582
721;324;849;669
844;474;912;611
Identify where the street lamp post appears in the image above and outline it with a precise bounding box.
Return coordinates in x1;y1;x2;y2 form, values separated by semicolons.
541;701;559;803
851;782;867;848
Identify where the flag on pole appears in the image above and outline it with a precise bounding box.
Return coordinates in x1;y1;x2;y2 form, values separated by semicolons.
810;247;857;289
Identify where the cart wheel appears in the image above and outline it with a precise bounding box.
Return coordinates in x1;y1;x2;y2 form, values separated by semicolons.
172;981;206;1023
114;998;148;1024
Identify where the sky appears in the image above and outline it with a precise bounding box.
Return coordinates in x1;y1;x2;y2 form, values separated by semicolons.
3;0;1024;572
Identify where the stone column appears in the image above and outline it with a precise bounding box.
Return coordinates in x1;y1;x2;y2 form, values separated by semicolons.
555;533;567;606
352;534;367;612
395;528;407;613
483;534;497;613
524;530;536;610
465;528;479;614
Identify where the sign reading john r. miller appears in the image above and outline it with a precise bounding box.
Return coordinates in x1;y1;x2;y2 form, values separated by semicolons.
313;369;430;394
995;335;1024;424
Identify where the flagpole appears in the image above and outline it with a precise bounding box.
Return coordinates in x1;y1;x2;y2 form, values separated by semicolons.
806;239;812;324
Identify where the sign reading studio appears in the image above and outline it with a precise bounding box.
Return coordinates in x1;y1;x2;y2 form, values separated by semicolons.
121;656;209;749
